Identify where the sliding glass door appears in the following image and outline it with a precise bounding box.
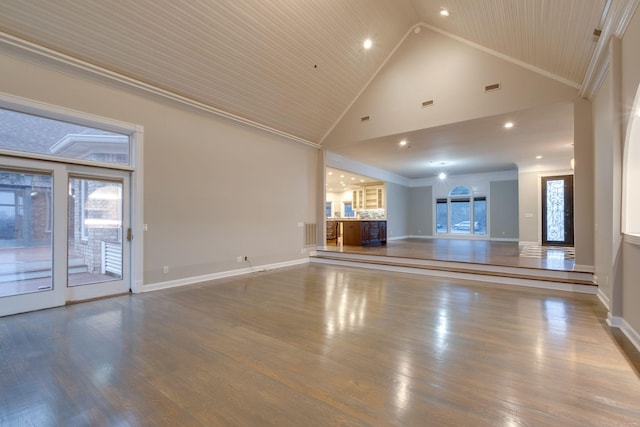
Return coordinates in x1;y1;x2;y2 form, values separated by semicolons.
0;159;130;316
66;169;130;301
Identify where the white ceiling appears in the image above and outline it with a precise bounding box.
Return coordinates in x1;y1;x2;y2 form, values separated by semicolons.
0;0;637;178
325;167;383;193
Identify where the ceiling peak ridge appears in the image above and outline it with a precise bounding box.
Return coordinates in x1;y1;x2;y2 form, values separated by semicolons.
417;22;581;90
0;32;322;150
580;0;639;98
319;23;423;145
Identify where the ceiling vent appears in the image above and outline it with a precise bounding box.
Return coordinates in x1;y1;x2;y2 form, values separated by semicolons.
360;115;371;122
484;82;501;92
422;99;434;108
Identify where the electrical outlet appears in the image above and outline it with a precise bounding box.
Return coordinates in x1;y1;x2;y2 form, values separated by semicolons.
236;256;243;263
163;266;169;274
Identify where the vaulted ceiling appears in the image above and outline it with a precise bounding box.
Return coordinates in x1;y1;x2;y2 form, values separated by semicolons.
1;0;638;178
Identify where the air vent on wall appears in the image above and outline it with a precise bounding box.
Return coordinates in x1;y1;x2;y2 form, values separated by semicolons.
484;82;501;92
360;115;371;122
422;99;434;108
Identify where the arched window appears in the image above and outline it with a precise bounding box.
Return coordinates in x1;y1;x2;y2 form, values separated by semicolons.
623;83;640;239
449;186;471;196
436;185;487;235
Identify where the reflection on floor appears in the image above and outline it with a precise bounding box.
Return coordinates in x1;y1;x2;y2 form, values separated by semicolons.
520;244;575;260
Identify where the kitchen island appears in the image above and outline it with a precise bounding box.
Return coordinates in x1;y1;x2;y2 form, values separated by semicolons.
341;219;387;246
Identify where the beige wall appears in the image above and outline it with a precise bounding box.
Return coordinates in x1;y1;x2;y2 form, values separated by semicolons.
590;6;640;342
620;8;640;336
324;26;578;147
573;98;595;268
0;51;318;286
593;70;615;305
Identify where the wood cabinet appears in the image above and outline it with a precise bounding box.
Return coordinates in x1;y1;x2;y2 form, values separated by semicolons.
342;220;387;246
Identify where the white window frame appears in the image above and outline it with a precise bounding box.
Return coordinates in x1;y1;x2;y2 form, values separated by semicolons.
0;92;145;293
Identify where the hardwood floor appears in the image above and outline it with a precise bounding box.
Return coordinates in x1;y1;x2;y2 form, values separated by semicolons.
1;263;639;426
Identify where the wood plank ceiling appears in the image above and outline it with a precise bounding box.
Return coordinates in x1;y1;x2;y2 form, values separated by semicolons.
0;1;634;164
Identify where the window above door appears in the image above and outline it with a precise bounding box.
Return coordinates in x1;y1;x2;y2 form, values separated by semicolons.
0;108;131;167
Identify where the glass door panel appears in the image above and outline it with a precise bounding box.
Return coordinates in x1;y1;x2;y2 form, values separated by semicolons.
68;177;123;287
542;175;574;246
66;169;129;302
0;170;53;297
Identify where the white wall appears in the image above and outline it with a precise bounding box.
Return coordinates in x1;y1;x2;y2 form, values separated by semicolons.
325;190;353;217
0;50;318;287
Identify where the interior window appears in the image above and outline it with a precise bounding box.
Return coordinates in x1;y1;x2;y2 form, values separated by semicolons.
344;202;354;218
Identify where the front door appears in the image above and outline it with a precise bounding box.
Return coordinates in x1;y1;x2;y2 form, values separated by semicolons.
0;158;131;316
541;175;574;246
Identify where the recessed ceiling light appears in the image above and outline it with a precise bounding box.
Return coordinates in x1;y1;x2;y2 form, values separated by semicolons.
440;8;450;17
363;38;372;49
536;155;542;159
399;139;407;146
340;175;344;178
351;177;355;180
504;121;514;129
328;171;333;175
438;172;447;180
360;179;364;182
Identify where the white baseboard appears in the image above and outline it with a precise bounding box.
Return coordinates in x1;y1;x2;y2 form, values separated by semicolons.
607;315;640;354
143;258;309;292
597;288;610;310
490;237;519;242
406;235;433;239
388;235;410;241
519;241;540;246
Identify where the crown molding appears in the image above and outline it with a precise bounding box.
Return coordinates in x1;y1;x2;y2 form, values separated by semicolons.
580;0;640;98
0;32;321;150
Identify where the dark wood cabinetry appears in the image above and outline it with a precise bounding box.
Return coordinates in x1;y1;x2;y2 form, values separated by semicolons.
343;220;387;246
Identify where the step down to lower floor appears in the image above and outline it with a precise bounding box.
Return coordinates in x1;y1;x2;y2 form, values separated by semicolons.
311;250;596;294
